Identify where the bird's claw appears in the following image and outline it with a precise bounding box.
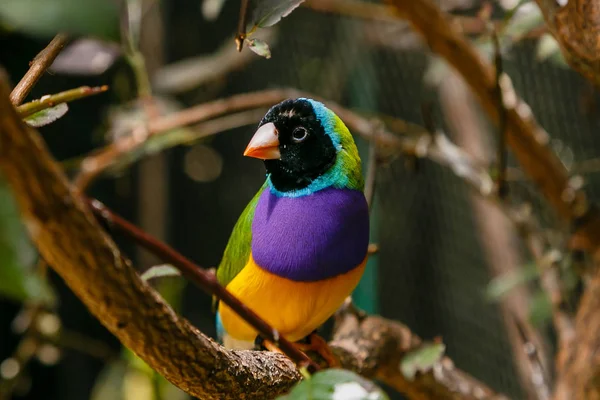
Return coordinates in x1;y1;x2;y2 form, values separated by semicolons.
294;332;340;368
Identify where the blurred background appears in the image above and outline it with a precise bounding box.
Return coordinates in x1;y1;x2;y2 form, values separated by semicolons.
0;0;598;399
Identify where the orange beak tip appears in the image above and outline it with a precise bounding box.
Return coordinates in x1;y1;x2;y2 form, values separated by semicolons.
244;122;281;160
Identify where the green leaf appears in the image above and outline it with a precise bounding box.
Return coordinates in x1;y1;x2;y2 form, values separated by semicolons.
23;103;69;128
278;369;388;400
0;0;119;40
0;177;55;304
247;38;272;58
249;0;305;30
529;290;552;327
485;263;540;301
400;342;445;380
140;264;180;282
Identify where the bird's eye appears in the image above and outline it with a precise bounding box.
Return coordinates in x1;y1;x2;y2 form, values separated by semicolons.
291;127;309;143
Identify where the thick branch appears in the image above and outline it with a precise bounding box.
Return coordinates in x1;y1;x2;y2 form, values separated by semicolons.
331;304;508;400
86;198;318;370
0;69;301;400
386;0;578;221
10;34;69;106
0;69;509;399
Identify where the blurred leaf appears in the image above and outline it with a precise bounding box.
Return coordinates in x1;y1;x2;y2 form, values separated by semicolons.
0;177;54;304
485;263;539;300
529;290;552;327
536;34;569;68
0;0;119;40
124;367;154;400
90;361;127;400
278;369;388;400
50;38;122;76
202;0;227;21
140;264;180;282
23;103;69;128
536;33;560;61
249;0;305;30
246;38;272;58
400;342;445;380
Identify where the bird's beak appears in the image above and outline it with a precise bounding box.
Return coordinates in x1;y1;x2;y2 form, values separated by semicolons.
243;122;281;160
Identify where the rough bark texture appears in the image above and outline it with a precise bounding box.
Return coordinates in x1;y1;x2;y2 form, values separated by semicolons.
331;307;508;400
0;70;301;400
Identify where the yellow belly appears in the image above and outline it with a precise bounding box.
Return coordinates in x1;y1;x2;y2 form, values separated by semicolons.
219;254;367;342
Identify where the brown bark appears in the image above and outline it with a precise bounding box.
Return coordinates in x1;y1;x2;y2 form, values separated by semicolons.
9;33;68;105
331;306;508;400
386;0;578;221
0;69;301;400
535;0;600;89
384;1;600;398
0;66;509;399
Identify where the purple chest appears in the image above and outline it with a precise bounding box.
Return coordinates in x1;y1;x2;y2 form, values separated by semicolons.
251;187;369;282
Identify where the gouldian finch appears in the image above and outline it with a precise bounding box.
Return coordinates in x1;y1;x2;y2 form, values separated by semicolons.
215;98;369;356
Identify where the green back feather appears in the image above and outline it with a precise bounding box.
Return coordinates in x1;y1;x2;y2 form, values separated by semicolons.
215;182;267;301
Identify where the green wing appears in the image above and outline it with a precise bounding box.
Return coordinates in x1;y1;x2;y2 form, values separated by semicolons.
215;182;267;301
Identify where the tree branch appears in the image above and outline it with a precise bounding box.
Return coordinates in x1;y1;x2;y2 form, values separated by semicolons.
0;69;302;400
0;68;509;399
384;2;600;398
10;34;69;106
386;0;580;221
17;85;108;118
85;197;319;371
331;302;508;400
74;87;493;195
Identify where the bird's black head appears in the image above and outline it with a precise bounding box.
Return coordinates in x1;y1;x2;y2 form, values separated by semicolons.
244;98;337;193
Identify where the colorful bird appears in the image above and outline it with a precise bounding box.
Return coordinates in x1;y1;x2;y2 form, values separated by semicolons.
215;98;369;360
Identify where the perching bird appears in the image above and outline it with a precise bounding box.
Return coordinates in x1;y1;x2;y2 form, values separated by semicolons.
215;98;369;360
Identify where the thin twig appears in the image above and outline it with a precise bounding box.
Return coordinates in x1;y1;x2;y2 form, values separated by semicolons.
17;86;108;118
74;106;269;189
74;88;496;200
386;0;579;220
85;198;320;372
236;0;250;51
492;29;508;199
10;34;69;106
513;315;551;400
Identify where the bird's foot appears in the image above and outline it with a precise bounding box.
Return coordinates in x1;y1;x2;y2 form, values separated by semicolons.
294;332;340;368
254;336;284;354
